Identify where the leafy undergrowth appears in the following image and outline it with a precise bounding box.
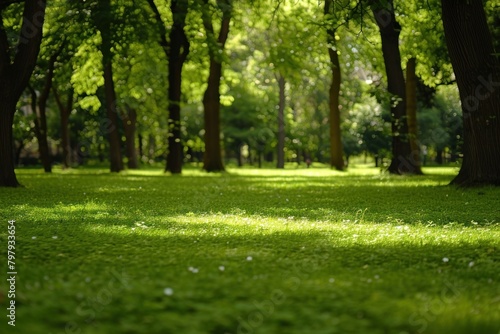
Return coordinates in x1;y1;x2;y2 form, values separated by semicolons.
0;165;498;334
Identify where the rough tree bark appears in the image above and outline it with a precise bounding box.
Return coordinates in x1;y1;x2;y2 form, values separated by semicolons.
0;1;47;187
372;1;418;174
405;57;423;174
201;0;231;172
441;0;500;186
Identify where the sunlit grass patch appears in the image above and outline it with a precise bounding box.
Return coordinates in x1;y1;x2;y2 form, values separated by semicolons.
0;165;498;334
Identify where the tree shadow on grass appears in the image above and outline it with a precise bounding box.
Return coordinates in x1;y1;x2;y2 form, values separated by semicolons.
7;212;499;334
4;169;498;226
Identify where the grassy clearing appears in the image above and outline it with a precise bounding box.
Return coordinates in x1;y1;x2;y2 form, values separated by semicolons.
0;165;499;334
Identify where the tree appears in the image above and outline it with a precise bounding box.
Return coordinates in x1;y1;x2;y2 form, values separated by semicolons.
441;0;500;186
28;40;65;173
263;1;320;168
276;74;285;168
53;86;73;169
119;104;137;169
344;97;391;166
324;0;344;171
405;57;422;172
201;0;232;172
221;80;274;167
416;85;462;165
92;0;123;172
0;0;47;187
148;0;190;174
371;0;420;174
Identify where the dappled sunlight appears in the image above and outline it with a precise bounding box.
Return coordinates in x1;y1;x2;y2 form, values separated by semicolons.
8;201;110;220
422;166;461;175
2;166;497;334
72;210;499;249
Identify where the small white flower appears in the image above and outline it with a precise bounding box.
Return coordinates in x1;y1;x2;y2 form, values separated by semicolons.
246;256;253;261
32;236;37;239
468;261;475;267
219;266;225;271
442;257;449;263
163;288;173;296
52;236;58;239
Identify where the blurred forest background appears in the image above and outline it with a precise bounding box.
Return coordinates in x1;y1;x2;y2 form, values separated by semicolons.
1;0;499;185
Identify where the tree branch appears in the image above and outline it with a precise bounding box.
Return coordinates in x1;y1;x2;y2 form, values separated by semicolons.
146;0;169;57
39;41;65;109
12;0;47;97
216;0;231;47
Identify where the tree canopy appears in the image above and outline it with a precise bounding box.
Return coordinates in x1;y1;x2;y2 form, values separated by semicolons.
1;0;499;186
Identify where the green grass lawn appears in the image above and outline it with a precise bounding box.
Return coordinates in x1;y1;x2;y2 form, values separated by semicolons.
0;164;499;334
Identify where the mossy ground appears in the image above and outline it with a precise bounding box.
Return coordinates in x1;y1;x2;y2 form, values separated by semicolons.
0;164;498;334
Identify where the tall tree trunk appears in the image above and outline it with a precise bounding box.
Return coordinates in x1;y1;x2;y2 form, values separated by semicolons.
0;101;17;186
102;61;123;172
325;1;344;171
30;47;62;173
203;57;226;172
147;0;190;174
441;0;500;186
122;105;138;169
372;1;417;174
276;75;286;169
166;54;184;173
327;47;344;171
201;0;231;172
436;148;443;165
94;0;123;173
0;1;47;187
148;134;155;160
53;88;73;169
28;85;51;172
405;57;423;174
236;145;243;167
14;141;25;167
166;0;189;173
36;90;52;173
138;133;143;161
